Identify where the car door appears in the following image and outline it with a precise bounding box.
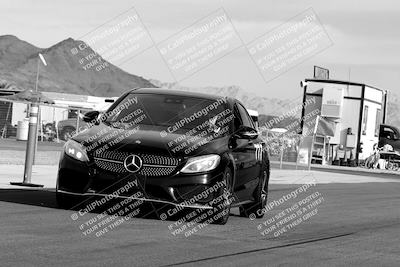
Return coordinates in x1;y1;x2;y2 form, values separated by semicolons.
231;102;262;202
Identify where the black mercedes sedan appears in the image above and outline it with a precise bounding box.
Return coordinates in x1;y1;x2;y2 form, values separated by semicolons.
56;88;270;224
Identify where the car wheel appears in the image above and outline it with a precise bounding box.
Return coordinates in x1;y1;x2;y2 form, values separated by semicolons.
240;167;269;219
60;126;75;141
212;168;233;225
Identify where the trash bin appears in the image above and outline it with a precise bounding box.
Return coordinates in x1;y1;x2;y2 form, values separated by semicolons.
16;118;29;141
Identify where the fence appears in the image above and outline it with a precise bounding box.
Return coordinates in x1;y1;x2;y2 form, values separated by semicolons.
0;101;90;142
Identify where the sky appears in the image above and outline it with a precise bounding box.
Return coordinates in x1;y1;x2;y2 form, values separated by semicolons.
1;0;399;101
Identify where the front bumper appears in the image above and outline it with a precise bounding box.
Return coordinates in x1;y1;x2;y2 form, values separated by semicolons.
57;152;227;209
56;190;214;210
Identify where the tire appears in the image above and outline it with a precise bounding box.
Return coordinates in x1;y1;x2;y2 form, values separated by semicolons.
56;192;81;210
240;165;269;219
212;168;233;225
60;126;75;141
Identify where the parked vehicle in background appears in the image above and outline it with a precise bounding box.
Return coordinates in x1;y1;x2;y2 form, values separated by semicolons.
379;124;400;152
57;117;85;141
57;100;116;141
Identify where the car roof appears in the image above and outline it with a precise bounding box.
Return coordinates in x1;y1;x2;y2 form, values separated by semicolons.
128;88;229;101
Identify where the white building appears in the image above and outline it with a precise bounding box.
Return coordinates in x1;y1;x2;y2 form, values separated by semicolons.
300;79;387;163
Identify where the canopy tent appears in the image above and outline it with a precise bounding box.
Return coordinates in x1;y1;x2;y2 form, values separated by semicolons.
2;89;55;104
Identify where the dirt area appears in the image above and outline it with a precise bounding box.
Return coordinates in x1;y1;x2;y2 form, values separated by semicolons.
0;138;62;165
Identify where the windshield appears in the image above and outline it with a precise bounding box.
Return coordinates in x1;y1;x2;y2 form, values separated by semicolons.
103;93;230;132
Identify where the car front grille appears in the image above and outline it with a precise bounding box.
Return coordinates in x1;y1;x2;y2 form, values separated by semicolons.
93;150;180;177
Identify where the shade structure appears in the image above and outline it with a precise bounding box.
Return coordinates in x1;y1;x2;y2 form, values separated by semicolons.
3;89;54;104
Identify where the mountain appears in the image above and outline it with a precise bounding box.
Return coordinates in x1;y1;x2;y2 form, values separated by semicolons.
0;35;154;97
0;35;41;70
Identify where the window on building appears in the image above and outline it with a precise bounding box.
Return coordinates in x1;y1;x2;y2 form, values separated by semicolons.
362;105;369;135
375;109;382;137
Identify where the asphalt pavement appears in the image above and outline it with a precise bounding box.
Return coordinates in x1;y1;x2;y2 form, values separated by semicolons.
0;168;399;266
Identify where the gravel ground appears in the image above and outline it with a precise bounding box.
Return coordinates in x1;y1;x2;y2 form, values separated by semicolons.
0;150;61;165
0;138;62;165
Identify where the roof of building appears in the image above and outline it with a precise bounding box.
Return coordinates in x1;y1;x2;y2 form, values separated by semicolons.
304;78;386;93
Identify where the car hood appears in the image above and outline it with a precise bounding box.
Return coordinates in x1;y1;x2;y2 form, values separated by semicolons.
73;123;229;157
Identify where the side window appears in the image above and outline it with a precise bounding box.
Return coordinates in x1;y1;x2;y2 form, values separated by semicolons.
236;103;254;128
394;130;399;140
233;105;242;131
68;109;78;119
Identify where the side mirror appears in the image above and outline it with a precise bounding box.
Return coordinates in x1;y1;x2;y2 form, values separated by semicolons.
234;126;258;140
82;110;100;122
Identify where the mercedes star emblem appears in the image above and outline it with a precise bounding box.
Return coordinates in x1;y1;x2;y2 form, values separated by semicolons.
124;154;143;173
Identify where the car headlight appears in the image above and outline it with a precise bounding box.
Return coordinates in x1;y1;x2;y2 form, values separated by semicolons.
64;139;89;162
180;154;220;173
